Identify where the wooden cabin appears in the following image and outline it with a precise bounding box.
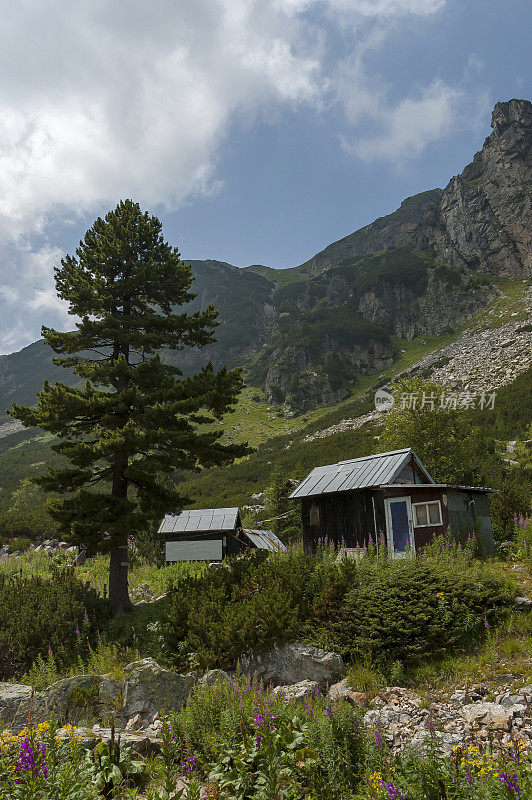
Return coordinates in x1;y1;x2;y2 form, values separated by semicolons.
159;507;286;562
290;448;495;557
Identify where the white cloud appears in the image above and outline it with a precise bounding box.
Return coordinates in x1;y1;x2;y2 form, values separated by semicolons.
342;80;463;161
0;0;485;355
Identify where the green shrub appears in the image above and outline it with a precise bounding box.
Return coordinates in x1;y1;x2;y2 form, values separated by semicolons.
337;559;515;666
162;545;515;672
0;567;110;678
163;549;315;670
6;535;32;552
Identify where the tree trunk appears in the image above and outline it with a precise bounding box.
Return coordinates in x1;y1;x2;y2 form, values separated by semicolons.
109;452;132;615
108;336;133;616
108;535;132;615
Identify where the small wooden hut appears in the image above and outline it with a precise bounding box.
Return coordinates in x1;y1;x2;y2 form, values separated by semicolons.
290;448;495;557
159;507;285;562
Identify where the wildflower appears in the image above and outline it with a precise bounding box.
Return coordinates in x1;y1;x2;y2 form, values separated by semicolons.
180;754;197;776
483;615;490;629
15;738;47;783
374;729;384;749
498;772;523;796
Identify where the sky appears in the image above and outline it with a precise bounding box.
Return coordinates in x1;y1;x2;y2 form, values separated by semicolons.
0;0;530;354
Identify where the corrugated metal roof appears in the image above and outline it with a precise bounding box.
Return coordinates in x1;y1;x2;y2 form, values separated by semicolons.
289;449;434;499
159;507;240;534
382;483;495;493
241;529;287;552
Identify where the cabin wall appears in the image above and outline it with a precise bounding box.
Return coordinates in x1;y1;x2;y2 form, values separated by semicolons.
447;490;495;555
164;529;244;561
384;486;447;550
300;490;378;550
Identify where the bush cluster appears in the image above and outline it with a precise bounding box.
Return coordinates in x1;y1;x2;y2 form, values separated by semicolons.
0;567;110;678
163;542;516;671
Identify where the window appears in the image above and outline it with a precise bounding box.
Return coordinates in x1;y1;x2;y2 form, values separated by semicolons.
309;505;320;526
413;501;442;527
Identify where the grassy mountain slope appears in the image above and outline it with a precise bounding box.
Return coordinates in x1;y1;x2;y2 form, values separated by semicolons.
1;279;528;517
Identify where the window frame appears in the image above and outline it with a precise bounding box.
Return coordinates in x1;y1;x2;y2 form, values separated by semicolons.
412;500;443;528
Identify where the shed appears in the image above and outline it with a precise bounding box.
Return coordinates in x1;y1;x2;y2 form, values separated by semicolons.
159;508;286;562
290;448;495;557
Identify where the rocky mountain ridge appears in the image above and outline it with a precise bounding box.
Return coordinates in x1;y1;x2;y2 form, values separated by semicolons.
0;99;530;418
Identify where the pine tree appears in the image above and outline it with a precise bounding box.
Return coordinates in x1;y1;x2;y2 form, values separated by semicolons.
8;200;249;613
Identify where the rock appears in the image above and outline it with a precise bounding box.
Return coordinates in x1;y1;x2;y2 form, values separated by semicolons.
98;676;124;724
122;659;195;724
0;683;48;732
125;713;143;731
328;678;352;702
514;596;532;612
198;669;231;686
43;675;101;723
273;680;320;702
239;642;343;689
346;691;369;709
462;702;513;731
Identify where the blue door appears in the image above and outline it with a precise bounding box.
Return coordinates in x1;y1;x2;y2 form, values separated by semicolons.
386;497;413;557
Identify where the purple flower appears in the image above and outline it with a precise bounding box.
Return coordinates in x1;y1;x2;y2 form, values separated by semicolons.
381;780;406;800
180;754;197;776
374;729;384;749
499;772;523;796
15;738;47;783
483;615;490;629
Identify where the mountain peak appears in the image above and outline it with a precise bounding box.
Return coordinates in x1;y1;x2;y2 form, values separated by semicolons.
491;98;532;133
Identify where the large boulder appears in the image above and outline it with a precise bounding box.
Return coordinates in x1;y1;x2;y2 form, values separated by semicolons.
43;674;101;723
122;659;195;724
0;683;47;732
198;669;231;686
98;676;124;724
239;642;344;688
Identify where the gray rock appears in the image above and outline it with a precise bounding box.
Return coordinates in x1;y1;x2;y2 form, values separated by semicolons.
122;658;195;724
328;678;352;702
272;680;320;702
198;669;231;686
98;676;124;724
514;596;532;612
239;642;343;688
0;683;47;732
43;674;101;723
462;702;513;731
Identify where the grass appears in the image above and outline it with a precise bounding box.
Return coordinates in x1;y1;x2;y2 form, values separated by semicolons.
0;549;204;598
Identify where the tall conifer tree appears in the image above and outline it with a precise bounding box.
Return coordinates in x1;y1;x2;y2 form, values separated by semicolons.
9;200;249;613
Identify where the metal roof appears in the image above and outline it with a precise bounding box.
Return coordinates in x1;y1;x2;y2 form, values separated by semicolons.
159;507;240;534
382;483;496;493
240;529;287;552
289;449;434;499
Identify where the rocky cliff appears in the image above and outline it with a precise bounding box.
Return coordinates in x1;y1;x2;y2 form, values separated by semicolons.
419;99;532;277
0;99;529;418
296;99;532;280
